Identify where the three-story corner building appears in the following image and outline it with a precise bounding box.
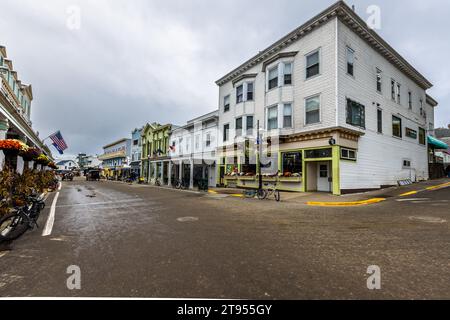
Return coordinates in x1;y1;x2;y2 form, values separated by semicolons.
216;1;437;195
99;138;131;179
141;123;174;183
0;45;49;158
130;127;143;177
168;111;218;189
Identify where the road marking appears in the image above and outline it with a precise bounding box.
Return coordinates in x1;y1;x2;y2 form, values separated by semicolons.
42;192;60;237
399;191;418;197
426;182;450;191
307;198;386;207
396;198;430;202
58;182;62;191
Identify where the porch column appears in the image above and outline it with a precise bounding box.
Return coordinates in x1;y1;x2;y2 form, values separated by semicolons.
153;162;158;182
179;160;182;181
168;161;172;187
189;159;194;189
160;161;164;180
0;119;9;171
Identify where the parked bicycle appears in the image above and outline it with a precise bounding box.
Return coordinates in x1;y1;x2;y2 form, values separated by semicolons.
173;178;190;190
154;178;162;187
258;180;281;202
0;193;46;243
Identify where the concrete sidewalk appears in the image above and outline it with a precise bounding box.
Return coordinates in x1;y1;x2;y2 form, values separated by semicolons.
209;178;450;205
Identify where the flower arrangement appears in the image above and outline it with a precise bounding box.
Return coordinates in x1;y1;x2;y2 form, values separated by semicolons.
48;162;58;170
0;139;29;155
21;147;41;161
36;154;50;165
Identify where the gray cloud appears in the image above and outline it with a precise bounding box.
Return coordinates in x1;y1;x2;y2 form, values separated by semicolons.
1;0;449;158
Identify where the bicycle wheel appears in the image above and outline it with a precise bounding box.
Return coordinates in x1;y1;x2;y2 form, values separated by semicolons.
0;213;28;242
257;189;267;200
274;190;281;202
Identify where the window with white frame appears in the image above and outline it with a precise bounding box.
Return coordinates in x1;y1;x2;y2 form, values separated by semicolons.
236;85;244;104
206;133;211;147
283;104;292;128
235;117;243;137
396;83;401;104
305;96;320;125
402;159;411;168
224;95;230;112
246;82;254;101
246;116;254;136
391;79;396;101
408;91;412;109
306;50;320;79
284;63;292;85
341;148;357;161
268;67;278;90
223;124;229;142
195;134;200;150
346;99;365;128
346;47;354;76
267;106;278;130
376;68;382;92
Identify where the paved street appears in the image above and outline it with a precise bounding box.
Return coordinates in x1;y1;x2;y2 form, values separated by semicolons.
0;178;449;299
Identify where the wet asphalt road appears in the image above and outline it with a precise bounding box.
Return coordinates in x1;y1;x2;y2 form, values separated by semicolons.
0;179;449;299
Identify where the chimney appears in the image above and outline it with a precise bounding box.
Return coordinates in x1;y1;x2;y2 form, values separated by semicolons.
352;5;356;12
448;124;450;130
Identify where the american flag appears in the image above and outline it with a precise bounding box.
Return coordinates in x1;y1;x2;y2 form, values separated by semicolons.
49;131;68;154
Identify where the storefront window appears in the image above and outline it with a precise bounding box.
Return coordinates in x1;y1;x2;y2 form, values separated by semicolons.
305;148;332;159
282;152;302;175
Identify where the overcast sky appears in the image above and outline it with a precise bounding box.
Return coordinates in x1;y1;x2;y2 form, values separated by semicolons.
1;0;449;159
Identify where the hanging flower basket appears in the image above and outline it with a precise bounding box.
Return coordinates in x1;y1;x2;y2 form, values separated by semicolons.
36;154;50;165
20;147;41;161
0;139;29;157
48;162;58;170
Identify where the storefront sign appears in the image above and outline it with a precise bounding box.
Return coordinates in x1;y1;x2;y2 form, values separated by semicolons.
305;148;332;159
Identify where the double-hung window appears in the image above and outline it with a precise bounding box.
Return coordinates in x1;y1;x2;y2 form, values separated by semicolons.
347;47;354;76
206;133;211;147
419;128;426;145
377;109;383;134
283;104;292;128
392;116;402;138
396;83;401;104
267;106;278;130
284;63;292;85
236;85;244;104
408;91;412;109
346;99;365;128
268;67;278;90
306;50;320;79
235;117;243;137
376;68;382;92
305;96;320;125
246;82;254;101
224;95;230;112
391;80;396;101
246;116;254;136
223;124;230;142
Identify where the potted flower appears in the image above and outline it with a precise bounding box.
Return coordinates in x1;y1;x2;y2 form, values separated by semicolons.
36;154;50;166
20;147;41;162
0;139;29;157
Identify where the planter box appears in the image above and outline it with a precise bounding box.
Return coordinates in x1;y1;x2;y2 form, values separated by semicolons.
239;176;256;181
280;177;302;183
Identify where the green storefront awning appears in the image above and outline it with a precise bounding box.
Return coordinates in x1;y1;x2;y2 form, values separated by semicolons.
428;135;449;149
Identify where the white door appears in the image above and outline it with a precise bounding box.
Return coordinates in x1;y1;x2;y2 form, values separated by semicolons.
317;162;331;192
